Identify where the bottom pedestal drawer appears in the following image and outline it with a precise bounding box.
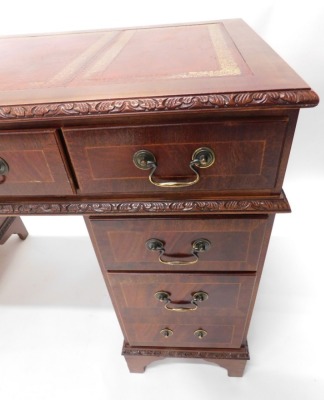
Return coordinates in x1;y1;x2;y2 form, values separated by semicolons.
106;272;256;348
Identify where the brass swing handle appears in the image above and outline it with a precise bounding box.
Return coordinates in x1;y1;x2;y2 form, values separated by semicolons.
155;291;208;312
0;158;9;184
146;238;211;266
133;147;215;188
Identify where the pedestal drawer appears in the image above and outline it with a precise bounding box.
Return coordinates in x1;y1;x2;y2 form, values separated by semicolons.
107;272;256;348
0;129;73;196
87;215;270;272
63;117;290;195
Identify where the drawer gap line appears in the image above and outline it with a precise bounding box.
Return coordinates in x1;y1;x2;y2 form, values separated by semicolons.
56;128;80;192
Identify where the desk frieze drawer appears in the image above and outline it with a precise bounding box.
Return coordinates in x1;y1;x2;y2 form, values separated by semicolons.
0;129;73;196
62;118;290;195
106;272;255;348
87;215;270;272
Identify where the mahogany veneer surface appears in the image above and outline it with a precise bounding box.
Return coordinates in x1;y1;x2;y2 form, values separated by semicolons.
0;129;73;195
107;272;256;348
0;19;319;377
62;118;290;196
88;216;270;272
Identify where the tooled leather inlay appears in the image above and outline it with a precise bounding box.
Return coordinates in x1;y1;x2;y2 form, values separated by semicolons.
50;24;244;84
0;23;245;92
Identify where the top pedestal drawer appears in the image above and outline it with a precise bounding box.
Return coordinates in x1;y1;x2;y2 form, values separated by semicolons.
62;118;290;196
0;129;73;196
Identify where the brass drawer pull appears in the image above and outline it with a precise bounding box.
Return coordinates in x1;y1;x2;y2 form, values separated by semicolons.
0;158;9;184
133;147;215;188
194;329;207;339
160;328;173;338
146;238;211;266
155;290;208;312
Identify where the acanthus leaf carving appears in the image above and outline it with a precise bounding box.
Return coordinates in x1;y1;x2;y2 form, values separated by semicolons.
164;97;183;109
0;195;290;216
11;106;26;117
139;98;156;110
32;105;51;116
208;94;230;107
122;341;250;360
95;101;115;112
0;90;319;121
73;102;91;114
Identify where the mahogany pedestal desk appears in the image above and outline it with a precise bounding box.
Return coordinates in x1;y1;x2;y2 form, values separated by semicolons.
0;20;319;377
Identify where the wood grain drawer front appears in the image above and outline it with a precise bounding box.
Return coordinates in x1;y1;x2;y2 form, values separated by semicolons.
0;129;73;196
107;272;255;348
88;216;269;272
62;118;289;195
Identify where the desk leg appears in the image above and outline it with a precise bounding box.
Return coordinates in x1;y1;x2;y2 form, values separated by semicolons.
0;217;29;245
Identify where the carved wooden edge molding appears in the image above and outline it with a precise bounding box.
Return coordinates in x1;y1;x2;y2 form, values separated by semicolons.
0;90;319;120
122;341;250;360
0;195;290;215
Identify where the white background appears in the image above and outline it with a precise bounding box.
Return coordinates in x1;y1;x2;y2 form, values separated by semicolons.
0;1;323;399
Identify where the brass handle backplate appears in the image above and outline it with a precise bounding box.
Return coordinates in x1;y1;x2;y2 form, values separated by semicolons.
194;329;208;339
160;328;173;338
146;238;211;265
154;290;208;312
0;157;9;184
133;147;215;188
